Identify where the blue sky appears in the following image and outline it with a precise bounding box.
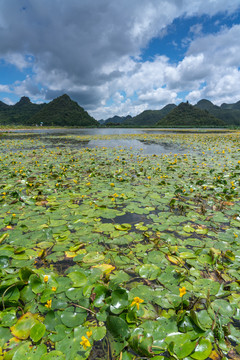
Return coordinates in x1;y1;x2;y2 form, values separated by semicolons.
0;0;240;119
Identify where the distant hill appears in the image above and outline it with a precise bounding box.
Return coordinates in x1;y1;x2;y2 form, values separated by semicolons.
221;100;240;110
122;104;176;127
104;115;132;125
0;94;98;127
26;94;99;127
195;99;240;126
156;102;226;127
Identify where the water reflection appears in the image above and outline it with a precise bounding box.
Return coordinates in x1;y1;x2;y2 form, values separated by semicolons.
1;128;186;155
87;139;184;155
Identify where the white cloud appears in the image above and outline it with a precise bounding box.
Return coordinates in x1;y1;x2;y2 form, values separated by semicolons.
3;97;14;105
0;0;240;118
0;84;10;92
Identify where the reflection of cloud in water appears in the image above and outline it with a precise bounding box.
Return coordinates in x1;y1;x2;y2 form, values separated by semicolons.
87;139;183;155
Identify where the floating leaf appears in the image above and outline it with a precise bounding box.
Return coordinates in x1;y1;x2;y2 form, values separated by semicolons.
114;223;131;231
110;288;129;314
30;322;46;342
191;338;212;359
10;312;38;340
92;263;115;275
67;271;88;287
82;251;105;264
139;264;161;280
106;315;130;340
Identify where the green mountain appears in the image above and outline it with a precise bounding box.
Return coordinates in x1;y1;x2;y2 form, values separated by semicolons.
195;99;240;126
0;97;45;125
122;104;176;127
0;94;98;127
26;94;99;127
156;102;226;127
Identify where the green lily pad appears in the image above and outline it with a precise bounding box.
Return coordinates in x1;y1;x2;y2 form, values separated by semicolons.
30;322;46;342
139;264;161;280
41;350;66;360
190;338;212;359
110;288;129;314
114;223;131;231
67;271;88;287
60;307;87;327
106;315;130;340
165;332;196;358
82;251;105;264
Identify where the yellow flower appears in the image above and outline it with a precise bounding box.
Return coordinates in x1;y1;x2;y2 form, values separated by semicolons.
80;336;91;350
131;296;144;310
52;286;57;291
86;182;91;186
86;330;92;338
179;286;186;297
147;176;151;180
110;183;115;187
43;275;48;283
45;299;52;308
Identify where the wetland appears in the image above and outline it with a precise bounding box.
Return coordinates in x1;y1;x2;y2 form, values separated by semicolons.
0;128;240;359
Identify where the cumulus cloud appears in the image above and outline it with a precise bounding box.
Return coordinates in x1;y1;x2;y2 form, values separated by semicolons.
0;0;240;118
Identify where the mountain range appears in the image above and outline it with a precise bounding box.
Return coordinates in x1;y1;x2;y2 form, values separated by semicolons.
0;94;99;127
101;99;240;127
0;95;240;127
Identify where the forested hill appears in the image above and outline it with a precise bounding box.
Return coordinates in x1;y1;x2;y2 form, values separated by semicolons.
26;95;99;127
195;99;240;126
122;104;176;127
0;97;45;125
0;94;98;127
156;102;226;127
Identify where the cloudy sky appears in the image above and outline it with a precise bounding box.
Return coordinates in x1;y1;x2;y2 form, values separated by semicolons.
0;0;240;119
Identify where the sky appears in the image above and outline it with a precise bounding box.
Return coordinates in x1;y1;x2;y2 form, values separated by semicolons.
0;1;240;120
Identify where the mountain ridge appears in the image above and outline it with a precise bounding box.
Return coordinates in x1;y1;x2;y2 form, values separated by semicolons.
0;95;240;127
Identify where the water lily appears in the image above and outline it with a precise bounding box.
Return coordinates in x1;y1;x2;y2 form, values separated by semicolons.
131;296;144;310
86;330;92;338
43;275;49;283
80;336;91;350
179;286;186;297
45;299;52;308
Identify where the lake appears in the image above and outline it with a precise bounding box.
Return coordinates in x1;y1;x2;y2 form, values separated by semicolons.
2;127;227;155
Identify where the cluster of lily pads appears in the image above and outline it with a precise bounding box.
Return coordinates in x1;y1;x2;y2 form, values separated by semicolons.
0;130;240;359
